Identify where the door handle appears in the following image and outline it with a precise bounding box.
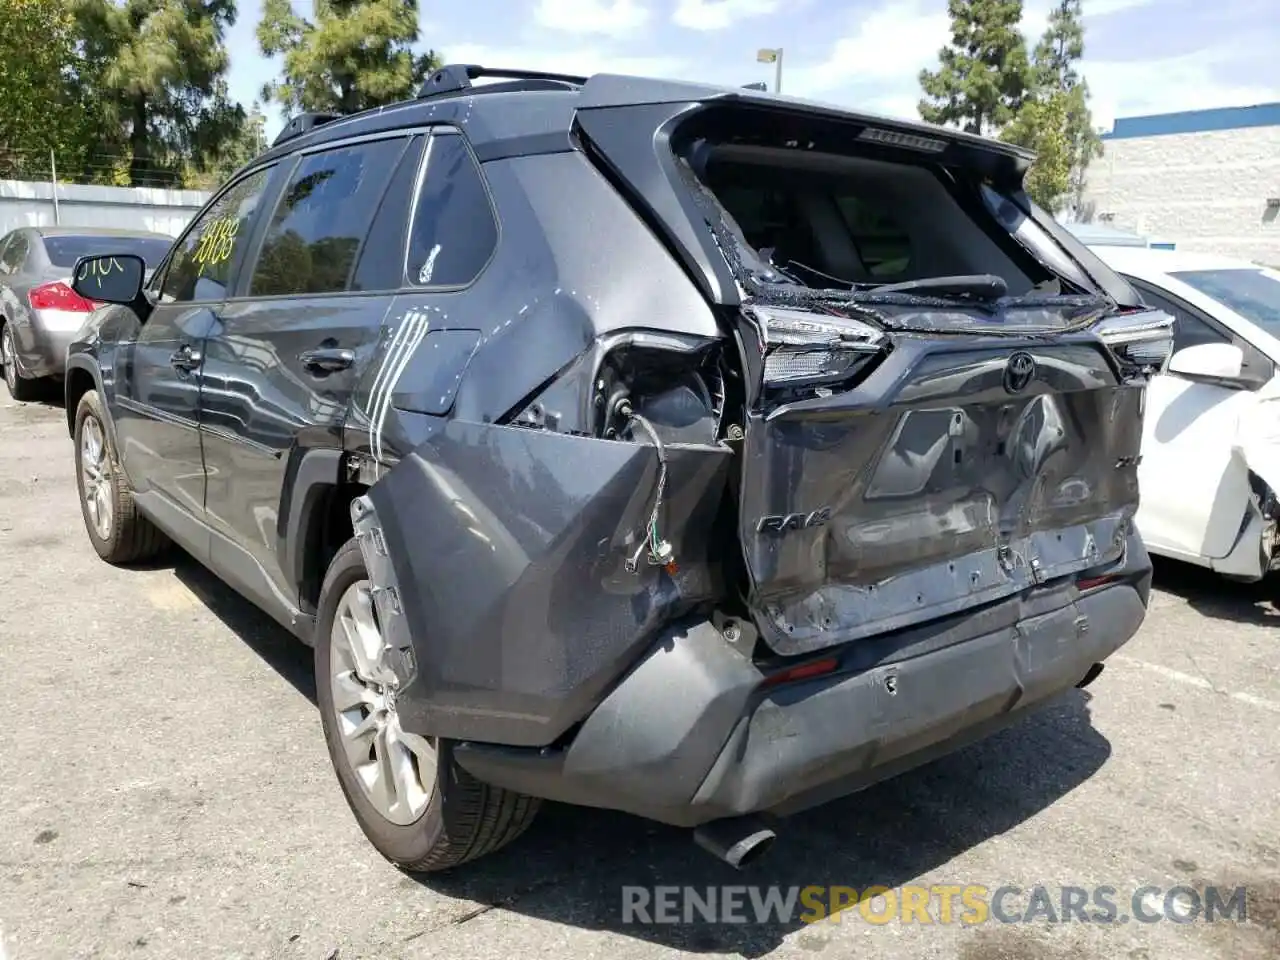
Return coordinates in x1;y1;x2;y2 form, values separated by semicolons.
169;345;202;371
299;347;355;374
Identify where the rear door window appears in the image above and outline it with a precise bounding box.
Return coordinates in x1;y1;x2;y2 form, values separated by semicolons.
249;137;408;297
350;135;427;292
405;131;498;288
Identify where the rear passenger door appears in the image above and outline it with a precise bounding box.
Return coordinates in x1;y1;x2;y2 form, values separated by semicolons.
198;132;420;608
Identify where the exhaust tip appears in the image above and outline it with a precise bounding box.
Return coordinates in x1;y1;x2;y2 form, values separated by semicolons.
1076;662;1105;689
693;817;778;870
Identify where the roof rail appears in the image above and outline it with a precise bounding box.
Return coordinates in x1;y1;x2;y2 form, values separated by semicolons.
416;64;588;99
272;111;343;147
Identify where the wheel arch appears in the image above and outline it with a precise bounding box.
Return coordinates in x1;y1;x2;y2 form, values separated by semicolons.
282;448;370;618
64;358;107;440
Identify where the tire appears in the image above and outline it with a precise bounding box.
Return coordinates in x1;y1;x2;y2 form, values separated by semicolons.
73;390;169;564
1;321;40;402
315;537;541;872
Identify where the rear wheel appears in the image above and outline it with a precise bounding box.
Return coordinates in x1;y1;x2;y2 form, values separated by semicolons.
1;322;39;401
315;538;541;872
73;390;168;563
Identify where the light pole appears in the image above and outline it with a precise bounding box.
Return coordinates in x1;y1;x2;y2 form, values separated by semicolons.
756;47;783;94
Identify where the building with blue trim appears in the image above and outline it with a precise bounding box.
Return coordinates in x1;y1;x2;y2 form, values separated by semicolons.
1080;102;1280;266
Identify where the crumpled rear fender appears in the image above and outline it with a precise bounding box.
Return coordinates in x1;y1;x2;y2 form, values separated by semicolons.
351;417;733;747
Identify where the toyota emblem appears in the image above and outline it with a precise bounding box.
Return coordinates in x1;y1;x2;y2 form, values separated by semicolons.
1002;351;1037;394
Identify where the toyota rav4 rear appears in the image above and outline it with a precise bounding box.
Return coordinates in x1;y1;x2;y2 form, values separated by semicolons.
351;75;1172;868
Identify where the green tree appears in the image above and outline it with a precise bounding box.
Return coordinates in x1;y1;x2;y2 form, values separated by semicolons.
70;0;244;187
1005;0;1101;212
257;0;441;118
918;0;1031;135
0;0;98;181
1030;0;1101;212
1001;90;1073;210
190;102;268;186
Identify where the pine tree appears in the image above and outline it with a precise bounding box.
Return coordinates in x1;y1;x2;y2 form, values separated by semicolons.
70;0;244;187
257;0;442;118
1005;0;1101;212
918;0;1031;135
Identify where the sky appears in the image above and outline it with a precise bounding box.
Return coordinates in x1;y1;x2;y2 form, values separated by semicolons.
224;0;1280;142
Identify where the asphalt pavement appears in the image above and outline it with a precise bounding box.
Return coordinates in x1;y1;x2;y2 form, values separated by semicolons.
1;392;1278;960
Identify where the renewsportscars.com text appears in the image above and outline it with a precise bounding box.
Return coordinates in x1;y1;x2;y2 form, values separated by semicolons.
620;884;1248;926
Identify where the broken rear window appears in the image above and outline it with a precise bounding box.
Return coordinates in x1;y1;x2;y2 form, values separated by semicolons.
695;147;1046;297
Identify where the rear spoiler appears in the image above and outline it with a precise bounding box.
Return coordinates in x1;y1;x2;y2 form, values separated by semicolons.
576;73;1035;181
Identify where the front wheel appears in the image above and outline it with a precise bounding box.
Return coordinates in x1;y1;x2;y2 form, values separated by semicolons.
73;390;169;564
315;538;541;872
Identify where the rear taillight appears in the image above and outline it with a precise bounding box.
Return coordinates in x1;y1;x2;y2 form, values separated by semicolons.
1094;308;1174;375
28;281;96;313
1077;573;1121;592
760;656;840;689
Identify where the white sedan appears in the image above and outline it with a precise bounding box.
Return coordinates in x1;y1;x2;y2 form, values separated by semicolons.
1088;245;1280;581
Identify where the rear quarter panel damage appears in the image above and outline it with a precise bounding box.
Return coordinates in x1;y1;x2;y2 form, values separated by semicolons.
354;414;732;747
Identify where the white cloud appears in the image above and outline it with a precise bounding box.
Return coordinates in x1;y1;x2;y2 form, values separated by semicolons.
533;0;651;38
785;2;949;96
672;0;781;32
1022;0;1156;42
1083;47;1280;130
776;0;1273;129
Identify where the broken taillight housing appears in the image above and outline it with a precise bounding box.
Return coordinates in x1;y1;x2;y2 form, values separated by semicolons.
748;305;886;389
1094;309;1175;376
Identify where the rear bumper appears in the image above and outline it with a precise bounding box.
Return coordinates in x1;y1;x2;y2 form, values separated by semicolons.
15;312;80;378
454;532;1151;828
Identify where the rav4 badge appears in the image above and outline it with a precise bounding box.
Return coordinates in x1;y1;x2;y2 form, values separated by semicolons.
756;508;833;534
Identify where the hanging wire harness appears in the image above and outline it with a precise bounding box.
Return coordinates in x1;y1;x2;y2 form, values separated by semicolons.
619;400;676;574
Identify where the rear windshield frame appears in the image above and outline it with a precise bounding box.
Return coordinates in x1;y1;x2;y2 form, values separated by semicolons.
669;112;1099;304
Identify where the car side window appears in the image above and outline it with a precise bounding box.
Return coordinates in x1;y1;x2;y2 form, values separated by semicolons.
1129;278;1230;353
1;233;29;275
351;136;427;292
405;132;498;288
160;167;274;304
249;137;407;297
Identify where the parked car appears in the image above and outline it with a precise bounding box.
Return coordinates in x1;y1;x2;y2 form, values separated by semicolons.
63;65;1173;873
1065;221;1150;248
1089;245;1280;581
0;227;173;400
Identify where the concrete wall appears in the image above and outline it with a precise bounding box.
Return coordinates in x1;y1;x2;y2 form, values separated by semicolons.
0;180;210;239
1081;108;1280;266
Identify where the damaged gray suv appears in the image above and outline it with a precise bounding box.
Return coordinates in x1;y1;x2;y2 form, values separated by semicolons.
63;65;1174;872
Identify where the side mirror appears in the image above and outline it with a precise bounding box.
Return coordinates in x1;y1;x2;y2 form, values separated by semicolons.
71;254;145;306
1167;342;1245;383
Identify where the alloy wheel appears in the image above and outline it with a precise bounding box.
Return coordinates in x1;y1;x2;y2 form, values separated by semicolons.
80;415;113;541
328;580;436;826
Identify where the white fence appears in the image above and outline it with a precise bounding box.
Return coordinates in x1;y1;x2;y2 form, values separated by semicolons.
0;180;210;239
